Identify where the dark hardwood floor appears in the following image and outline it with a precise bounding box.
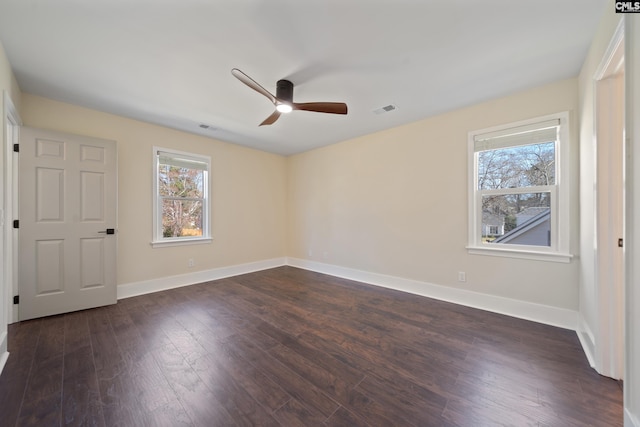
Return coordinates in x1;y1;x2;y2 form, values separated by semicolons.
0;266;623;426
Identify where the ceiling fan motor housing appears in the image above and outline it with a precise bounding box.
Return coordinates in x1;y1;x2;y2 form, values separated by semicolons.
276;79;294;102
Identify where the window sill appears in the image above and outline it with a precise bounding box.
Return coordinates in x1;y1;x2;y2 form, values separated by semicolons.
466;245;573;263
151;238;212;248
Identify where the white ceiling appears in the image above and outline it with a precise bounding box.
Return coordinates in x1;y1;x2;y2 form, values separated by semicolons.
0;0;607;156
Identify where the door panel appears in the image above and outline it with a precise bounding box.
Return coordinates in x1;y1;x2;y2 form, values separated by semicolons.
81;172;105;221
35;239;64;294
19;127;117;320
36;167;64;221
80;237;105;288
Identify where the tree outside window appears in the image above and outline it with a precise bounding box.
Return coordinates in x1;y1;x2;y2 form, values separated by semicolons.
478;141;554;245
159;163;204;237
153;149;210;246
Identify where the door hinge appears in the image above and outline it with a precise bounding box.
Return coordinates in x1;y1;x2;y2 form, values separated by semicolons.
13;295;19;304
13;143;19;153
618;238;624;248
13;219;19;229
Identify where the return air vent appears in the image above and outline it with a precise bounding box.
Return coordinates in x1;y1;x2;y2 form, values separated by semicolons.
198;124;217;131
373;104;398;115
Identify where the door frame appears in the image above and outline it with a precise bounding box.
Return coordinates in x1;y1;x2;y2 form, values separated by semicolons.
3;93;21;322
624;14;640;427
593;20;625;379
1;91;21;370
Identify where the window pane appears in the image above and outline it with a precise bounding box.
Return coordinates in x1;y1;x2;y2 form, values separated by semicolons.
162;199;203;238
478;142;555;190
481;192;551;247
158;164;204;198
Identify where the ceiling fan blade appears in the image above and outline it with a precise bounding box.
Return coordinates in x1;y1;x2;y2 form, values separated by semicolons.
259;110;281;126
293;102;348;115
231;68;277;104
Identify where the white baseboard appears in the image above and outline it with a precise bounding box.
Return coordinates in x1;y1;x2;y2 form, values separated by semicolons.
286;257;578;330
577;314;596;368
117;257;287;299
626;409;640;427
0;351;8;377
0;330;8;376
118;256;578;330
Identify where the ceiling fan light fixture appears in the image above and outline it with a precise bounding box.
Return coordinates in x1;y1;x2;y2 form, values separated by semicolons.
276;103;293;113
231;69;348;126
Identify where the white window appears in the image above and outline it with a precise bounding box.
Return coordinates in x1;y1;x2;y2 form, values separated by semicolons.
152;147;211;247
467;112;571;262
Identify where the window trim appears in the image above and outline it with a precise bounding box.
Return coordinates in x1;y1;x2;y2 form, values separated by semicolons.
467;112;572;263
151;146;212;248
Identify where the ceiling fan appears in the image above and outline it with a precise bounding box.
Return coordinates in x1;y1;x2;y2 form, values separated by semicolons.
231;68;348;126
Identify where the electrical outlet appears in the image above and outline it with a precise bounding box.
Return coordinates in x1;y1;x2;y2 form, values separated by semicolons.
458;271;466;282
188;258;195;268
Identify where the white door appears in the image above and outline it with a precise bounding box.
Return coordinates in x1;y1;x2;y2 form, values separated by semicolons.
19;127;117;320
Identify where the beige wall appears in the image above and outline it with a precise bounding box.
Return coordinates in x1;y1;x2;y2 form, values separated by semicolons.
0;43;21;113
20;94;287;286
287;78;580;310
17;78;581;312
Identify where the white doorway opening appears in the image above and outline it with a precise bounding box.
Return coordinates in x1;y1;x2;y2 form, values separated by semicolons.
593;22;625;380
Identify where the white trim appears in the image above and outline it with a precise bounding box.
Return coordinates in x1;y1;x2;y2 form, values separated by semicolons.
625;14;640;427
590;17;626;380
466;245;572;263
3;92;21;329
0;330;8;376
118;256;577;330
594;19;625;80
150;237;212;248
626;409;640;427
577;314;597;369
117;257;286;299
286;257;577;330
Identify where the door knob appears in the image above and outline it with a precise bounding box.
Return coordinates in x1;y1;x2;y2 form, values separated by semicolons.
98;228;115;235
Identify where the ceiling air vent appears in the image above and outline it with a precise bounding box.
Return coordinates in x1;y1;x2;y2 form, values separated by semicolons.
373;104;397;115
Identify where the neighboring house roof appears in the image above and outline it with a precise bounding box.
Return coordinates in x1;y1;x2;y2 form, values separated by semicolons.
493;208;550;244
517;207;550;217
